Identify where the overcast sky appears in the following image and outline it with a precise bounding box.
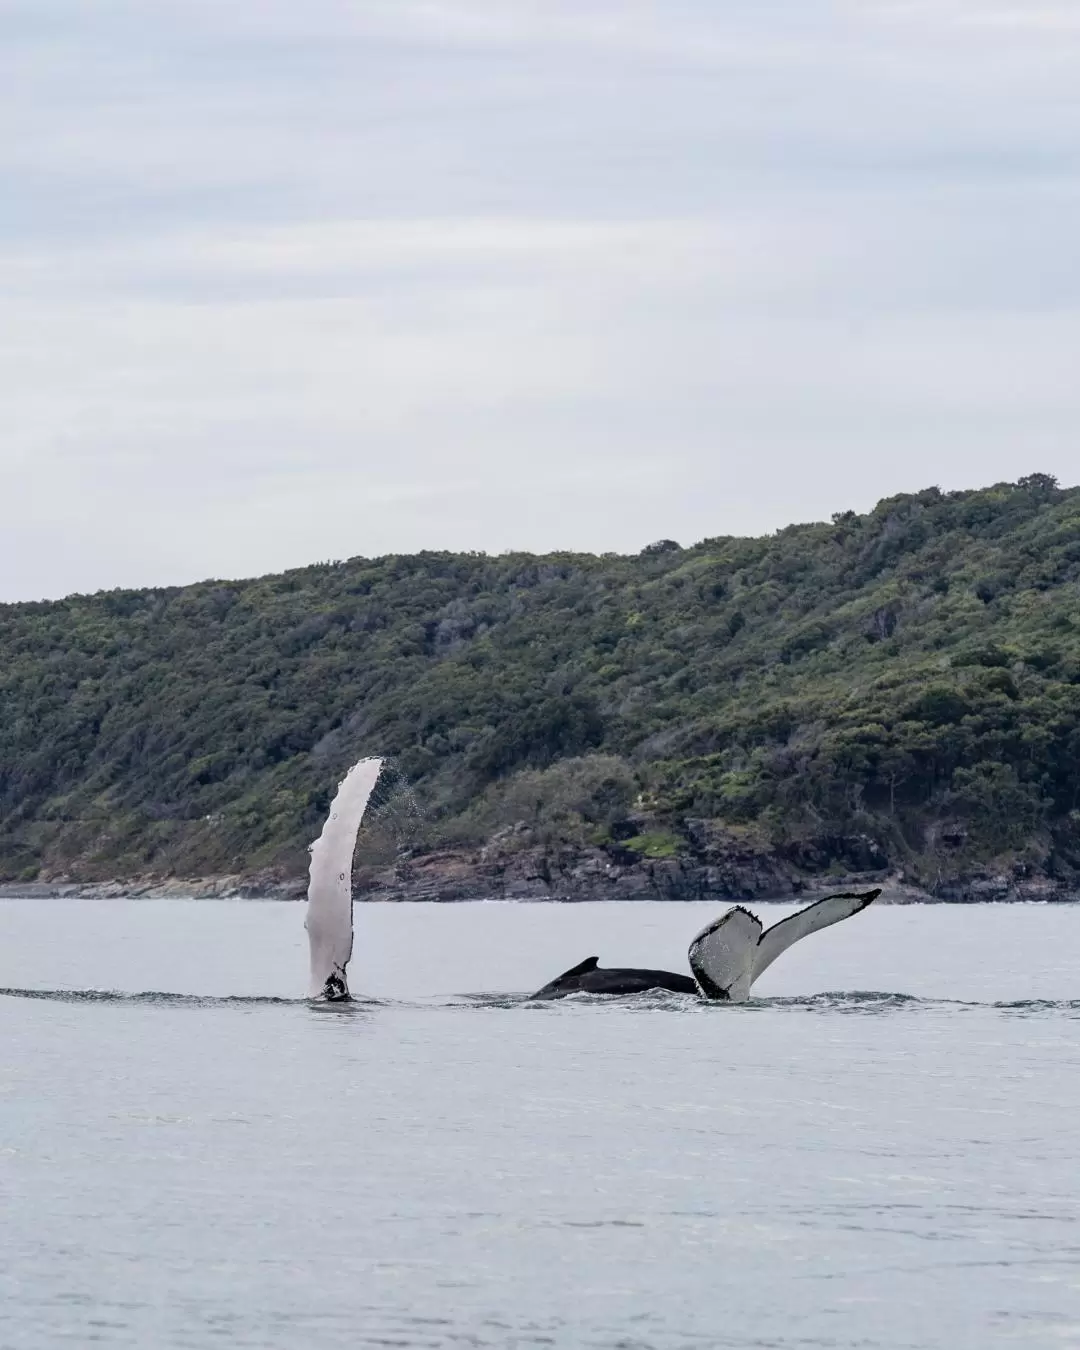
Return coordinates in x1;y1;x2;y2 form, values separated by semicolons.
3;1;1079;601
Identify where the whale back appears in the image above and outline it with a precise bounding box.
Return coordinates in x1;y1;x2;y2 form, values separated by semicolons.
687;906;762;1002
556;956;600;979
531;958;697;999
306;757;385;999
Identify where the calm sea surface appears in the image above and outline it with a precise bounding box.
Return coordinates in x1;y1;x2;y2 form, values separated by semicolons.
2;899;1079;1350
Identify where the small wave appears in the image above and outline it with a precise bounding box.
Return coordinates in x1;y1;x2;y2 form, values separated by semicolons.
991;998;1080;1015
449;992;533;1009
760;991;1080;1016
509;988;701;1011
0;987;383;1008
484;989;1080;1015
499;988;917;1013
4;986;1077;1015
760;990;925;1013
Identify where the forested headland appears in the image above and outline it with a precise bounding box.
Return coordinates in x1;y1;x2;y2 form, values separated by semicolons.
2;474;1079;901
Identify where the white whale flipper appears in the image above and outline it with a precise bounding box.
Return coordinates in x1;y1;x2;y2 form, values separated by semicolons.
687;906;762;1002
306;757;385;1000
688;889;881;1002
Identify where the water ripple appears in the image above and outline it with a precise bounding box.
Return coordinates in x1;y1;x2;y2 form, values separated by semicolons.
3;986;1078;1015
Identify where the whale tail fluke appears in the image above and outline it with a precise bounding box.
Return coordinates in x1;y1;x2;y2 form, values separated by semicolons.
687;905;762;1002
688;889;882;1002
752;889;881;981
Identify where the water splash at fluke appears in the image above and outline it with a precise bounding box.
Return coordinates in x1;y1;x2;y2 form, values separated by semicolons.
306;756;385;1000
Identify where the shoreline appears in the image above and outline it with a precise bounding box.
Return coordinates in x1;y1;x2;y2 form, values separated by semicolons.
5;826;1078;905
2;869;1076;905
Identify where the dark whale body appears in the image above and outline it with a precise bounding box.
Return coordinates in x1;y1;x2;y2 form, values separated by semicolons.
531;956;698;1000
530;890;883;1003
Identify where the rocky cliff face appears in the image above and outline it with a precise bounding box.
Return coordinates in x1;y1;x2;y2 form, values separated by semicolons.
9;822;1075;903
10;803;1076;909
360;820;805;902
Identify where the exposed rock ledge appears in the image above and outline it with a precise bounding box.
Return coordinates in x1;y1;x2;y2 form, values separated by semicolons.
3;837;1077;903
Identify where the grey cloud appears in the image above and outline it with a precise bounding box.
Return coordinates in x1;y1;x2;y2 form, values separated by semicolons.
2;0;1078;599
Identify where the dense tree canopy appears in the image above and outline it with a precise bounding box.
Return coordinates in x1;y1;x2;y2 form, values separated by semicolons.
1;475;1078;887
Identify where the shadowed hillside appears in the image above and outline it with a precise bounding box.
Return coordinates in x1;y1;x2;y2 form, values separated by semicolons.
2;474;1079;899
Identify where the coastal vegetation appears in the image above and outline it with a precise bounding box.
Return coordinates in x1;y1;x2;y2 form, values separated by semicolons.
2;474;1079;893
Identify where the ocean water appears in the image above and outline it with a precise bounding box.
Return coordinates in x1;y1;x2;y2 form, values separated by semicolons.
1;898;1078;1350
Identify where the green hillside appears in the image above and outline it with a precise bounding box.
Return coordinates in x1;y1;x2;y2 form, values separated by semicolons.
2;473;1079;893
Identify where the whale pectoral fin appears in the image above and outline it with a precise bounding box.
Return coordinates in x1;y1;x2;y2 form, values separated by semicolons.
752;889;882;983
688;907;762;1003
556;956;600;980
307;756;385;999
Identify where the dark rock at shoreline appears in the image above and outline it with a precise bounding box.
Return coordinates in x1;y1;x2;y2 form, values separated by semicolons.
4;836;1075;903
